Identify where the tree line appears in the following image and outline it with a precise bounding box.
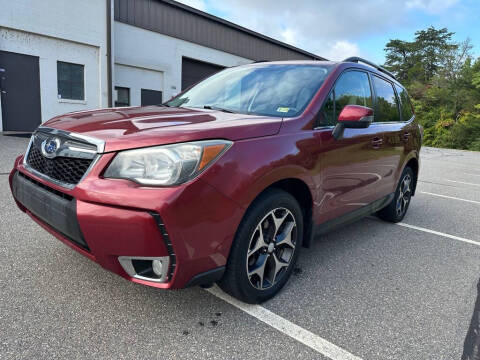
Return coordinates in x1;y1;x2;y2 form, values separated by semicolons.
384;26;480;151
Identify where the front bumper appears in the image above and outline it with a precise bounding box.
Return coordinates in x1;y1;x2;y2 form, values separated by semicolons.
9;154;244;289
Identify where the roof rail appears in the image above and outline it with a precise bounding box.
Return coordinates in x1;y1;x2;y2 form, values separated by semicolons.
342;57;396;80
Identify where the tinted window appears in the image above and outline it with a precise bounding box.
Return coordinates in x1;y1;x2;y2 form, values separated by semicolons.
57;61;84;100
167;64;332;118
320;71;372;126
372;75;400;122
394;84;414;121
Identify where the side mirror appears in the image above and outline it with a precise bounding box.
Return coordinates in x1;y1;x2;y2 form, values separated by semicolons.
332;105;374;139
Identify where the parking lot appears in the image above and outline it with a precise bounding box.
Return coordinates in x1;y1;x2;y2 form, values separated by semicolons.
1;134;479;360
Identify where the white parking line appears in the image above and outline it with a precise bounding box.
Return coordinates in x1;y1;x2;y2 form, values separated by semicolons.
206;286;363;360
397;222;480;247
446;179;480;187
207;218;479;360
420;191;480;205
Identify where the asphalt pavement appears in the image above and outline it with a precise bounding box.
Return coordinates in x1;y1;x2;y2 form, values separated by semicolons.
1;134;479;360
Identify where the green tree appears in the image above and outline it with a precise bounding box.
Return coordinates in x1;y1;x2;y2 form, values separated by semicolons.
384;39;419;83
439;39;474;116
383;27;480;151
415;27;457;82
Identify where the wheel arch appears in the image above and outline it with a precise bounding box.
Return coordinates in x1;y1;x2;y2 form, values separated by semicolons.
403;155;419;196
247;177;314;248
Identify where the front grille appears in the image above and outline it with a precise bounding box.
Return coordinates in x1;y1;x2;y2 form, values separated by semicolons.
27;147;93;185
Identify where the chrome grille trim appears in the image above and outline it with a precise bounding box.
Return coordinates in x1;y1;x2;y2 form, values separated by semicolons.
36;126;105;153
23;127;105;189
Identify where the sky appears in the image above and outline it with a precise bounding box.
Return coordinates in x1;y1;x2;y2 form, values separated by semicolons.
177;0;480;64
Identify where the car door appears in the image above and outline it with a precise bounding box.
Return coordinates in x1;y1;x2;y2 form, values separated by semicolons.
314;69;392;224
370;75;406;196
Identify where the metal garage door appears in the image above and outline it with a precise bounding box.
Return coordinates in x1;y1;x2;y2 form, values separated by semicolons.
0;51;42;131
181;57;224;90
141;89;163;106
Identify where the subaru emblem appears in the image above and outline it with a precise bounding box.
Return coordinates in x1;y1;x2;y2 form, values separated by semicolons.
41;137;61;158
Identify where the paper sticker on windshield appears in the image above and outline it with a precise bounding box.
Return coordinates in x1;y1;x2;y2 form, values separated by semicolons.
276;107;290;113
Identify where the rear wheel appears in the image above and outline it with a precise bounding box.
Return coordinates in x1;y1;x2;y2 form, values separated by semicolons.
219;189;303;303
377;166;414;223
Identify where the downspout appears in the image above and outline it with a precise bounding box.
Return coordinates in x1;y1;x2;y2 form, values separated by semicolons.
106;0;113;107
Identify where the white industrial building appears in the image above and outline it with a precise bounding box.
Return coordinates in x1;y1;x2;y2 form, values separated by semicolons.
0;0;323;132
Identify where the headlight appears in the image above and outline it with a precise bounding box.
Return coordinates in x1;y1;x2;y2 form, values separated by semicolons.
104;140;232;186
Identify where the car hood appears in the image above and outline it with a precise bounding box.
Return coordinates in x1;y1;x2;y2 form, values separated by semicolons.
43;106;283;152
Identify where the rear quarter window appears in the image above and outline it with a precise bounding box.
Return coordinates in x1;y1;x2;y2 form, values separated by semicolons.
394;84;414;121
372;75;400;122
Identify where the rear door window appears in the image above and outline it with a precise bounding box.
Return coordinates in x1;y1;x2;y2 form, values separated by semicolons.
372;75;400;122
394;84;414;121
320;70;372;126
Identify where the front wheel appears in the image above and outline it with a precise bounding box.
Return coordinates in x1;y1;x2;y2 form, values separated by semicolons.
219;189;303;303
377;166;414;223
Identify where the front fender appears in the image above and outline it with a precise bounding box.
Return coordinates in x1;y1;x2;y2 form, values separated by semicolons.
200;135;316;209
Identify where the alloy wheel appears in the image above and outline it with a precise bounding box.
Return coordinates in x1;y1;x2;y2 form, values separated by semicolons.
246;207;297;290
396;174;412;217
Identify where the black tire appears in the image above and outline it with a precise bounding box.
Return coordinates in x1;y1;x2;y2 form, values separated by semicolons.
377;166;414;223
218;189;303;304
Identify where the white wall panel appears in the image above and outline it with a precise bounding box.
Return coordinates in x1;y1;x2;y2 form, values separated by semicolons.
0;28;102;128
114;22;252;101
0;0;108;130
114;64;163;106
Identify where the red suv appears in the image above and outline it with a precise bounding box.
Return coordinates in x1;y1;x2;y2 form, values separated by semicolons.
9;58;421;303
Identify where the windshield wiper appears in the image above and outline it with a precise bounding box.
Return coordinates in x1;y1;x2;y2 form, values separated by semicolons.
203;105;235;113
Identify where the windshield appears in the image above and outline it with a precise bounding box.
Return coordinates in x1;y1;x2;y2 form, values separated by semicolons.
166;64;332;117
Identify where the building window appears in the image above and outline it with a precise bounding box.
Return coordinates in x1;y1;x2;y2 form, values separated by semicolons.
115;87;130;107
57;61;84;100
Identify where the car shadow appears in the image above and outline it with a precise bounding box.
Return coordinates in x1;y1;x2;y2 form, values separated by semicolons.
462;277;480;360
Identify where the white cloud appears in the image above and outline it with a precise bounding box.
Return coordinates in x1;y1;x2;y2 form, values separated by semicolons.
280;28;298;46
203;0;407;60
322;41;361;61
178;0;207;11
406;0;459;14
177;0;462;61
207;0;406;40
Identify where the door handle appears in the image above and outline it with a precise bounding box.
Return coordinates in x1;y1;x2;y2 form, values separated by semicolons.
372;137;383;148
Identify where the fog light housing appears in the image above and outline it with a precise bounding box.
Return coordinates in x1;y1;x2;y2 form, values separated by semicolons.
118;256;170;283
